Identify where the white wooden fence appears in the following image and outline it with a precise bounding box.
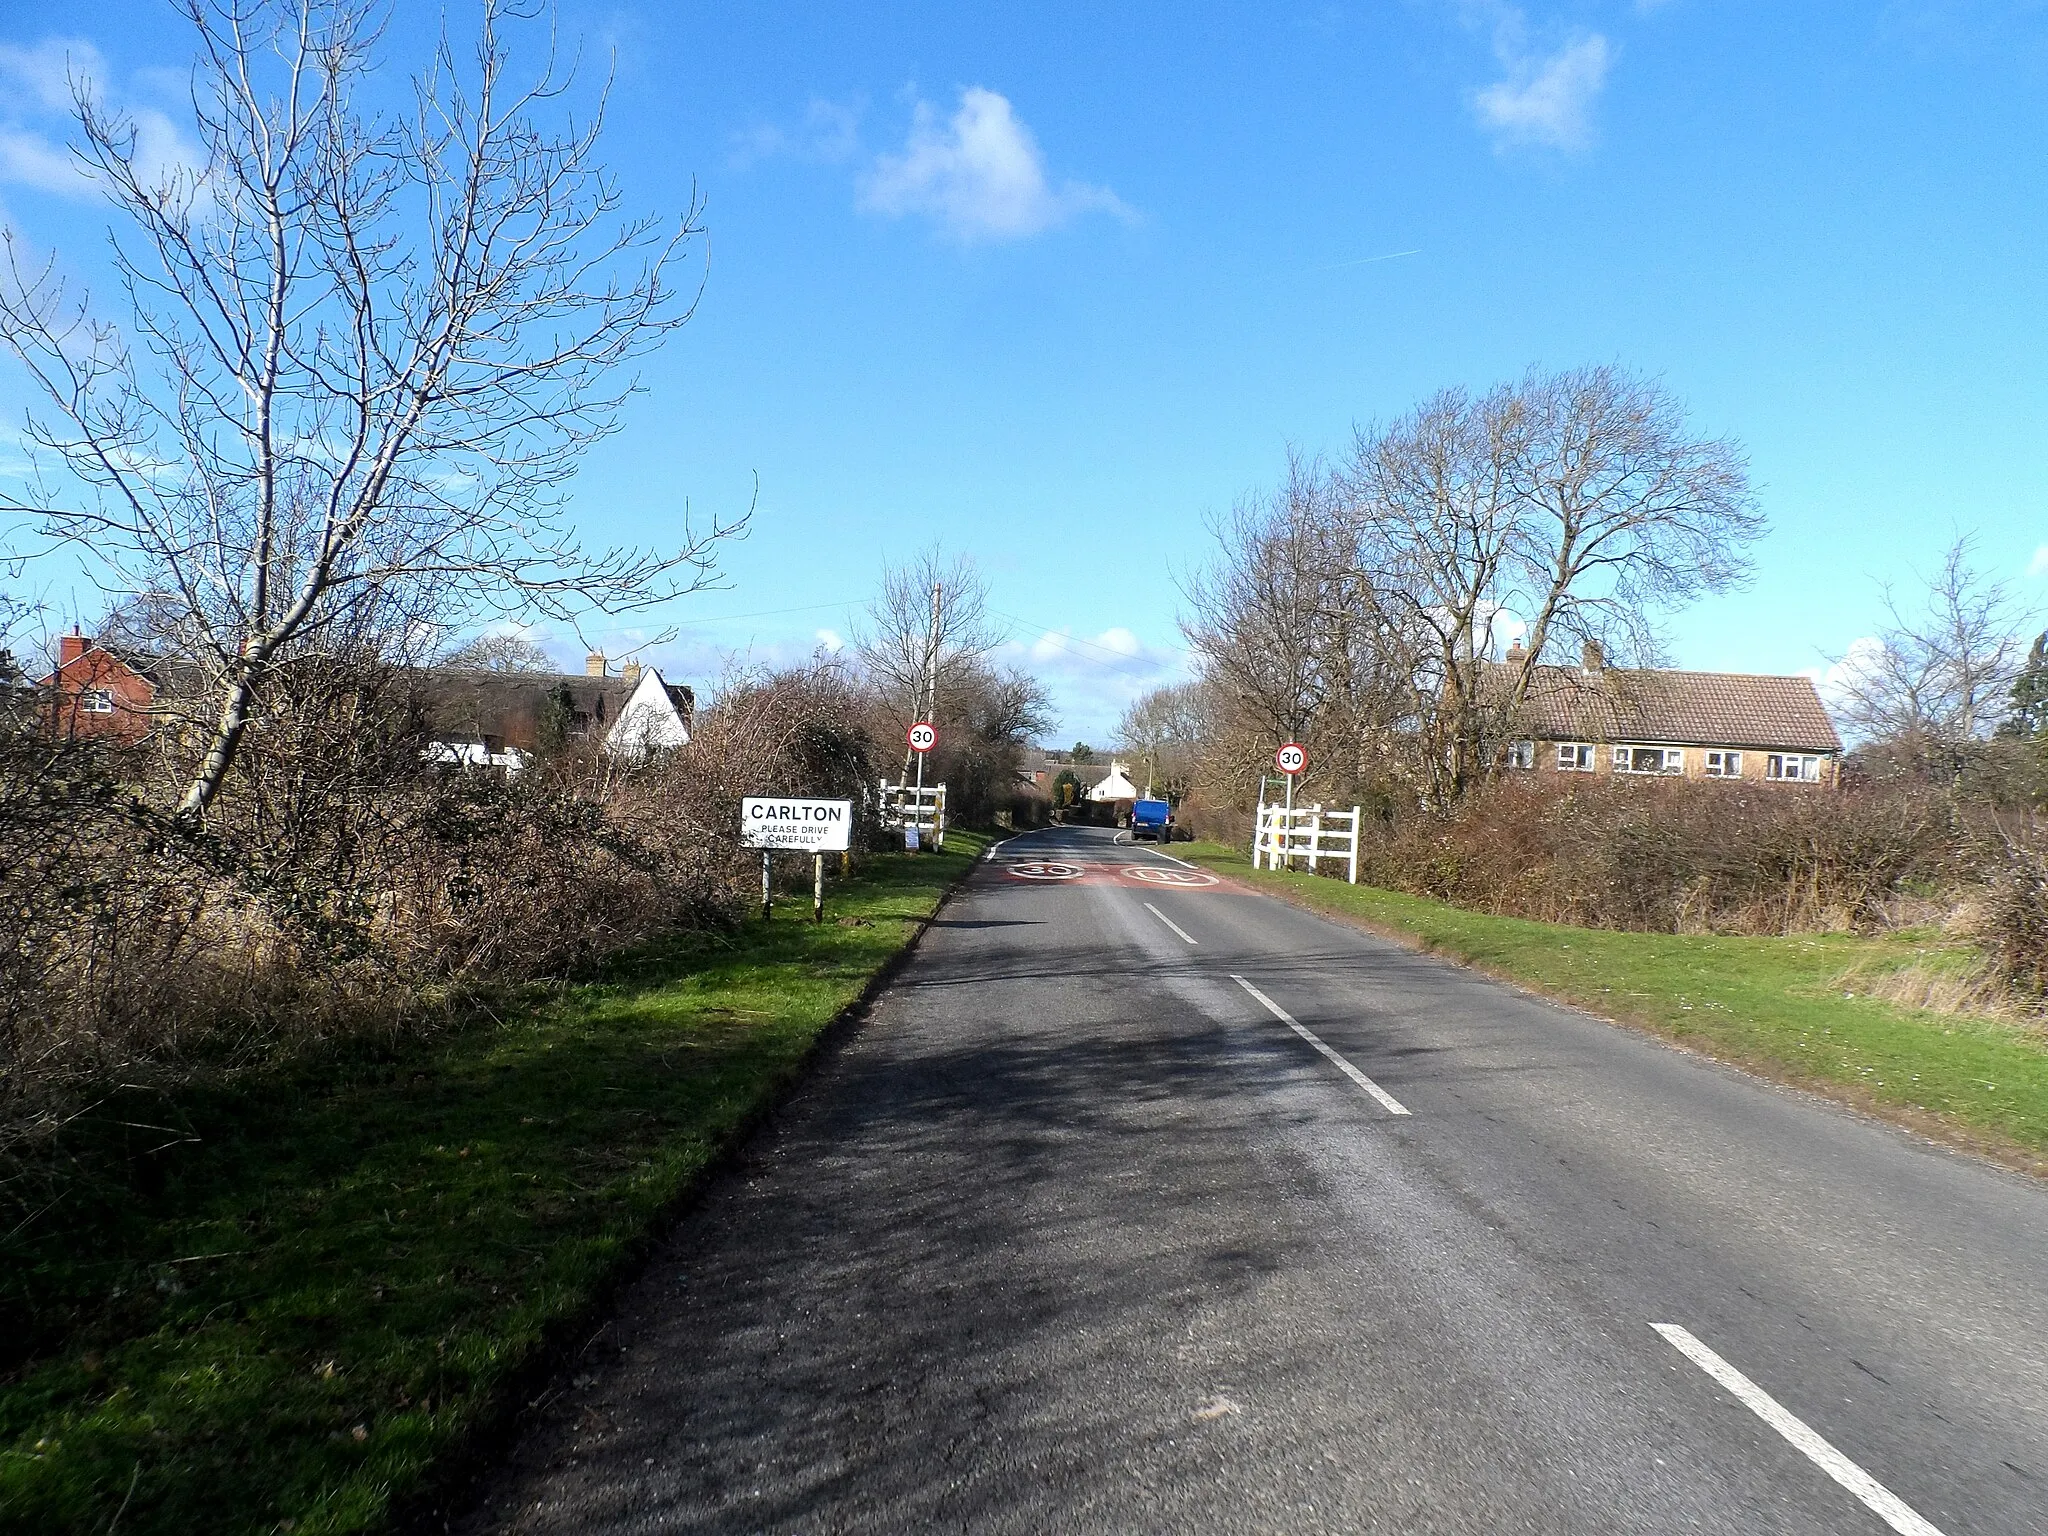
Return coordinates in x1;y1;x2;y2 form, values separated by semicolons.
1252;802;1361;882
878;779;947;848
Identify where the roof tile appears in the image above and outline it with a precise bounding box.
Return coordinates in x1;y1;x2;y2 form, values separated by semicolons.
1495;665;1842;753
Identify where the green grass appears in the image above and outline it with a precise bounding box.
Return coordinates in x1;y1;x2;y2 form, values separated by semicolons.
1182;841;2048;1161
1;834;985;1536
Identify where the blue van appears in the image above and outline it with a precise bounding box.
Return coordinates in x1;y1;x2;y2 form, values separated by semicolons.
1130;797;1172;842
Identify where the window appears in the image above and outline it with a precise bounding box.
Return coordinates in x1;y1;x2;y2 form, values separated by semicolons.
1556;742;1597;772
1704;750;1742;778
79;689;114;714
1507;740;1535;770
1767;753;1824;783
1615;745;1684;775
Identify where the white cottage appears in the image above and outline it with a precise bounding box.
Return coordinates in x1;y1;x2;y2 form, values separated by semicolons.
604;666;695;760
1086;759;1140;802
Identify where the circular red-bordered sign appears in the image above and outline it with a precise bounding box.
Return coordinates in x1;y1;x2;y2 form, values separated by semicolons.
1275;741;1307;776
907;721;937;753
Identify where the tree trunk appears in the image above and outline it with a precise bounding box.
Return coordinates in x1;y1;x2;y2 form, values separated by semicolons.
178;670;257;822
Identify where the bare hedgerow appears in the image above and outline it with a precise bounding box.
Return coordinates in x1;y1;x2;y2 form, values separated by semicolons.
1357;777;1968;936
1975;821;2048;996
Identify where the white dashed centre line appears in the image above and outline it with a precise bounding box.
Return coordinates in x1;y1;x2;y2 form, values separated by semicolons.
1143;902;1198;945
1230;975;1410;1116
1651;1324;1945;1536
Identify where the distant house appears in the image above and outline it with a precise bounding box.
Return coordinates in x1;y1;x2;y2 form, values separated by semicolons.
417;653;695;771
1086;759;1141;802
36;632;167;745
603;665;694;760
1495;641;1843;785
1020;749;1114;794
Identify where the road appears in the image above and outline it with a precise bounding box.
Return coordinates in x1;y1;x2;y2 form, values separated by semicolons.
467;824;2048;1534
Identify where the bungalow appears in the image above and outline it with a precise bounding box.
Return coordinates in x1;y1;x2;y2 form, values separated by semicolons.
1496;641;1842;786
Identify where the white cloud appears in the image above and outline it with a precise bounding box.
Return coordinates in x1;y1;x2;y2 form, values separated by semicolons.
859;87;1130;242
814;627;844;652
1014;625;1187;742
0;35;204;201
0;38;102;111
1802;635;1887;716
730;97;862;171
0;125;83;195
1474;32;1613;150
2028;543;2048;578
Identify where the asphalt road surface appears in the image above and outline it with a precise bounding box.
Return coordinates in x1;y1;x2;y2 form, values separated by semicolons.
466;824;2048;1535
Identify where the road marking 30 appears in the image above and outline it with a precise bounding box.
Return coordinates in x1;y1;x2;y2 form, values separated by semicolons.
1651;1324;1944;1536
1230;975;1410;1116
1144;902;1198;944
1004;861;1086;881
1122;866;1219;887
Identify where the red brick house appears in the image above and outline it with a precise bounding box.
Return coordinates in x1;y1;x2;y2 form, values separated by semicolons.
37;632;164;745
1495;642;1843;786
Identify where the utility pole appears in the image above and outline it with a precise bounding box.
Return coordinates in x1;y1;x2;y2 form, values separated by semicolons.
904;581;941;850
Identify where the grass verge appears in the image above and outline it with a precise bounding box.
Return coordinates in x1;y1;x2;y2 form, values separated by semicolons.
1181;841;2048;1171
1;833;985;1536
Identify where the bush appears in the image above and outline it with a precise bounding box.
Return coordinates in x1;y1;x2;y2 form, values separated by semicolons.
1978;825;2048;996
0;658;883;1168
1354;777;1970;936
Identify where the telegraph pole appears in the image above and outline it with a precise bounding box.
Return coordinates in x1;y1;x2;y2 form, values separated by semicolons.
909;582;941;849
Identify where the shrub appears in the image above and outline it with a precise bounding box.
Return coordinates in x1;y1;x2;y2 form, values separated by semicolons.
1354;777;1970;936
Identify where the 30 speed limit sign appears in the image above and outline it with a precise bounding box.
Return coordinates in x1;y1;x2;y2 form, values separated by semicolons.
1275;741;1307;776
907;720;938;753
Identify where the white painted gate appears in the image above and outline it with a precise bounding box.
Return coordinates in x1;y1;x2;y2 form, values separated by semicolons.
1252;802;1361;882
878;779;947;847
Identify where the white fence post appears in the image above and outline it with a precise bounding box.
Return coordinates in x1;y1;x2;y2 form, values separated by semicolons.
1348;805;1361;883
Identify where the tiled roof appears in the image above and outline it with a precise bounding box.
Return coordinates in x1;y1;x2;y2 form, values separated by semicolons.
1494;665;1843;753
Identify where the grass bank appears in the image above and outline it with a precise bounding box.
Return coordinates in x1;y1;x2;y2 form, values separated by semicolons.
1181;842;2048;1170
1;834;984;1536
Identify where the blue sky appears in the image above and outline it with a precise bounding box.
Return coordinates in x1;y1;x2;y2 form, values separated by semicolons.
2;1;2046;742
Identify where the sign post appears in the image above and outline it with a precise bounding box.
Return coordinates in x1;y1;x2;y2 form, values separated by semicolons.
741;797;855;921
1275;742;1307;870
906;721;937;851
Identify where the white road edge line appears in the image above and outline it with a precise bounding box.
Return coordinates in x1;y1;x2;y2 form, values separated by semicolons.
1651;1324;1945;1536
1230;975;1410;1116
1148;845;1200;870
1144;902;1198;945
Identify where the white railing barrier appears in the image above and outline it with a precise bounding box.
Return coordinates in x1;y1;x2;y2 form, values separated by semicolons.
878;779;947;848
1252;802;1361;883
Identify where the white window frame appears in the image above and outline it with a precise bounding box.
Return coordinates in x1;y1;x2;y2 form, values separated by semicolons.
1615;744;1684;776
1507;739;1535;770
1703;749;1742;778
79;688;115;714
1766;752;1824;783
1555;742;1597;772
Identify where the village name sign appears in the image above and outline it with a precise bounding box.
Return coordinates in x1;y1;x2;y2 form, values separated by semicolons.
740;796;854;853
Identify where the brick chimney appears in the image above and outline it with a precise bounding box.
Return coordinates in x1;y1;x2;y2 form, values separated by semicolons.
59;630;89;666
1505;639;1526;663
1581;638;1605;672
621;659;642;687
585;650;607;678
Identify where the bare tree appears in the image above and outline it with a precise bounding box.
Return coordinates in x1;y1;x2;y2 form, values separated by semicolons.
439;629;553;673
1336;365;1761;799
1116;680;1212;800
853;546;999;775
1835;536;2033;766
0;0;743;822
1181;456;1348;759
